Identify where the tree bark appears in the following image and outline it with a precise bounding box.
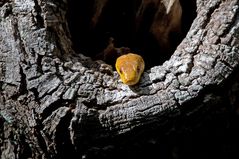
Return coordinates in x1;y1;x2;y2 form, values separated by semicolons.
1;0;239;158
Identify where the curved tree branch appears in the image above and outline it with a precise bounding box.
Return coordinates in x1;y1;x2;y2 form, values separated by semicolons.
0;0;239;158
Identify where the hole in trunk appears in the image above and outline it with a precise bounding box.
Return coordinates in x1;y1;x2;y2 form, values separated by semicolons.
67;0;196;69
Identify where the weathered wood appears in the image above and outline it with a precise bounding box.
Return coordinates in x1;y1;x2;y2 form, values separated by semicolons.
0;0;239;158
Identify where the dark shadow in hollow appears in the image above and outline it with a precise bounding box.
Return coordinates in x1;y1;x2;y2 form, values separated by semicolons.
67;0;196;69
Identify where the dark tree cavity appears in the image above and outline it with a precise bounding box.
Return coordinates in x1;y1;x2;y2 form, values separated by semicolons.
67;0;195;68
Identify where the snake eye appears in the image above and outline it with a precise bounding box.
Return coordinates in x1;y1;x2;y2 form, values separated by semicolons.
119;68;123;74
136;66;140;73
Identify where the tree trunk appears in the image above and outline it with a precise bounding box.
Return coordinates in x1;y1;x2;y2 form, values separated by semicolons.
1;0;239;158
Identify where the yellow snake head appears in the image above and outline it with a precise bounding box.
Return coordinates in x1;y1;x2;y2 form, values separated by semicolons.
115;53;145;86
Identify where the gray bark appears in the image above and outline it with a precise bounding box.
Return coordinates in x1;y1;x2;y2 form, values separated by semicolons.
0;0;239;158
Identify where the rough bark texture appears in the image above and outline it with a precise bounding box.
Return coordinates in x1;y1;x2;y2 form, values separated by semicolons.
0;0;239;158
